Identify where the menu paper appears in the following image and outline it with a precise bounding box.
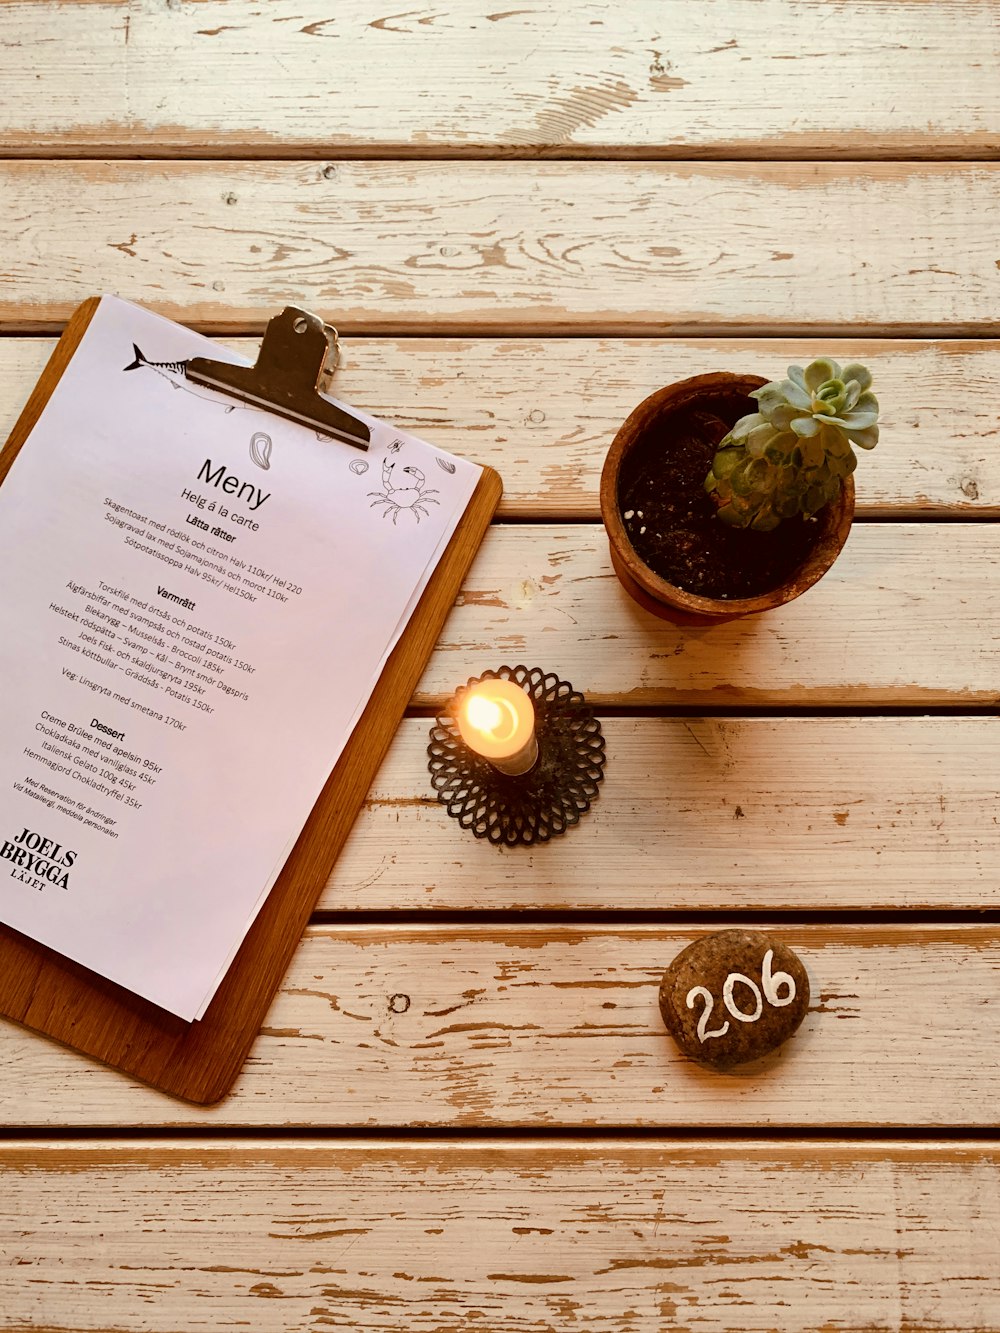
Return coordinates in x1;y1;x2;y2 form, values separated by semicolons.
0;297;481;1020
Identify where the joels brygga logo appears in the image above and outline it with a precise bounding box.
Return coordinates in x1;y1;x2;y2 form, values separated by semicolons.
1;828;76;892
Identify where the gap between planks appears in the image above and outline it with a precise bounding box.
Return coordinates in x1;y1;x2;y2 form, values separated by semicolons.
6;319;1000;341
4;1125;1000;1144
7;148;1000;163
306;911;1000;926
0;1134;997;1156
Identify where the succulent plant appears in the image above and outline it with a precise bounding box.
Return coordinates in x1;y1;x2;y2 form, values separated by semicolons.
704;359;879;531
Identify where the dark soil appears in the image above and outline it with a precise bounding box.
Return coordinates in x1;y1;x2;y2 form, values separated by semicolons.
618;407;819;600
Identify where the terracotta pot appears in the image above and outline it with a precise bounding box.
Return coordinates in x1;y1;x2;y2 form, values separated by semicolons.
599;372;855;625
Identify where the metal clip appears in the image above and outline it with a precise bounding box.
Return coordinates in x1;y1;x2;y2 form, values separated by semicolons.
186;307;370;450
317;322;341;394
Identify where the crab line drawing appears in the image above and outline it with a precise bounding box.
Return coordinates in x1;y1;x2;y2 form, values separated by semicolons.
368;458;440;523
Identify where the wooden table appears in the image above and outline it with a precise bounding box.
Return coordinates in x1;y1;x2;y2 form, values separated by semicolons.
2;3;999;1328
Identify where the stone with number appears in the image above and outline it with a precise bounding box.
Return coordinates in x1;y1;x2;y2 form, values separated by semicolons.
658;929;810;1069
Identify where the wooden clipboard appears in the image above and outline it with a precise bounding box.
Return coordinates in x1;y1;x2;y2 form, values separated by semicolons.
0;297;502;1103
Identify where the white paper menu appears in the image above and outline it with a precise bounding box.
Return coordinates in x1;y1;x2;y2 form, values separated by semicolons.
0;297;481;1020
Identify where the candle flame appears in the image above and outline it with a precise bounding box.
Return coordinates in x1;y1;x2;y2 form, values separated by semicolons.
465;693;505;736
456;678;537;774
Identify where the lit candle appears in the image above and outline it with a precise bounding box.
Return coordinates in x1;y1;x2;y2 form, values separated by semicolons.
457;679;538;776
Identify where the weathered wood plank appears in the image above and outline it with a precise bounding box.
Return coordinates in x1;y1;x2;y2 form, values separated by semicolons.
3;337;996;517
1;926;998;1127
2;1140;998;1332
330;716;1000;911
1;0;998;158
2;162;998;333
413;523;1000;707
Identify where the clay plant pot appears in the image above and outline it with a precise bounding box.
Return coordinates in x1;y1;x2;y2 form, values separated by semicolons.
600;372;855;626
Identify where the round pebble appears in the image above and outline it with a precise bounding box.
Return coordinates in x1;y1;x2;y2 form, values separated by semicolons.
658;929;810;1069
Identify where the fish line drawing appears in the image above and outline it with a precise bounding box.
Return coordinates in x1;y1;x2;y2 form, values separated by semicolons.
123;344;245;412
368;458;439;523
124;343;291;470
123;343;333;459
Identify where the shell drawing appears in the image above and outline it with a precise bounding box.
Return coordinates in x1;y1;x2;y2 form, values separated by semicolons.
249;432;272;470
349;458;369;475
436;456;457;474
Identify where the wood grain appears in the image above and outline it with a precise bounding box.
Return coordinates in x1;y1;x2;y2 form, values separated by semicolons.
1;925;998;1128
1;1140;998;1332
328;716;1000;911
412;522;1000;706
1;0;998;158
5;336;998;518
2;162;999;334
2;0;996;1322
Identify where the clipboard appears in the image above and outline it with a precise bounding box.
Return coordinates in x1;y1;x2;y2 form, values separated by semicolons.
0;297;502;1103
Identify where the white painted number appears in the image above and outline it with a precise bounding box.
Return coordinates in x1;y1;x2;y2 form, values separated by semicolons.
761;948;796;1007
722;972;763;1023
685;949;797;1043
686;985;730;1043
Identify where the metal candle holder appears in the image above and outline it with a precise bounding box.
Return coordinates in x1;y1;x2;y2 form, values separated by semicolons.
427;665;606;846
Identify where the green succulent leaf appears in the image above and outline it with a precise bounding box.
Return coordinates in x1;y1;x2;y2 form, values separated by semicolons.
841;363;872;392
745;457;770;487
846;424;879;450
804;483;827;514
804;358;839;392
710;446;744;479
823;428;850;457
715;503;742;527
729;412;762;442
775;379;811;411
829;451;857;476
776;489;801;519
750;506;780;532
745;424;774;457
790;415;820;438
839;407;878;430
729;462;755;496
768;430;796;457
752;383;792;417
768;404;800;430
815;378;846;408
799;436;824;468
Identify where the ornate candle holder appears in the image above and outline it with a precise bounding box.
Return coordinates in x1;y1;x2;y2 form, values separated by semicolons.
427;665;606;846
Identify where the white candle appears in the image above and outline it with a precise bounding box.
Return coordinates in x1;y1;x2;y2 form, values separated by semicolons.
457;679;538;776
